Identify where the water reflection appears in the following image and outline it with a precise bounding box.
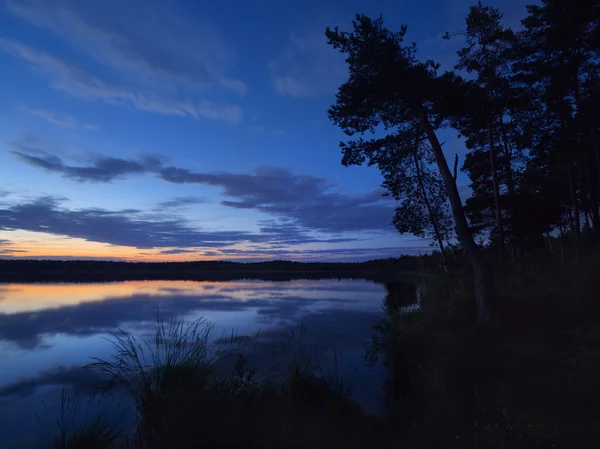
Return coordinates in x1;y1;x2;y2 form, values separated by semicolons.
0;280;384;349
0;279;419;448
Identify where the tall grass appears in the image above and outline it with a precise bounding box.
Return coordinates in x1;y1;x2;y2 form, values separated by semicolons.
86;317;234;448
268;324;352;404
62;317;382;449
43;389;123;449
88;316;222;410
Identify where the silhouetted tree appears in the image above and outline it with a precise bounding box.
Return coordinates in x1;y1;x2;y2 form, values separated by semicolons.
389;138;454;270
326;15;494;324
515;0;600;248
446;2;515;266
341;124;454;269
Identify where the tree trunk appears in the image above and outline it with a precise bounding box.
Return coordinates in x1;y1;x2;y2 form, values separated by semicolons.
585;210;592;231
420;108;493;325
568;208;576;236
568;167;581;249
595;144;600;247
559;222;565;261
500;119;518;264
412;149;448;271
546;232;554;254
488;122;505;269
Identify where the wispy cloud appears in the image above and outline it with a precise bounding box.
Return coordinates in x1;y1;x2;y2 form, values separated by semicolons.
10;145;153;182
0;249;28;254
11;147;397;235
0;196;253;249
21;106;98;130
0;39;208;119
197;99;243;124
5;0;245;94
156;197;209;209
268;27;346;98
158;248;200;255
217;246;430;258
1;0;245;123
21;107;76;128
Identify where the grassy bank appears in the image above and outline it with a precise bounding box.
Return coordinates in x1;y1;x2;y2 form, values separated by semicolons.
370;252;600;448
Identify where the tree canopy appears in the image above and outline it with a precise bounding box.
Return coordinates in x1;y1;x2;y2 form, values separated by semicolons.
326;1;600;323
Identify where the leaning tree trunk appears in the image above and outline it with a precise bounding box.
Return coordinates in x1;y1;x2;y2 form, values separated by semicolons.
500;119;518;264
412;148;448;271
596;145;600;247
420;108;494;325
568;167;581;253
488;122;505;269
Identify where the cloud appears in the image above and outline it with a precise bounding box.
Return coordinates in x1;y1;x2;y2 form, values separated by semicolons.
0;239;28;255
154;164;397;233
11;148;399;235
22;107;76;128
218;246;429;256
0;39;243;123
22;107;98;130
268;28;347;98
0;249;28;254
216;246;431;262
0;194;362;250
197;100;243;124
158;248;199;255
10;145;151;183
156;197;208;209
0;196;259;249
0;255;124;261
5;0;245;94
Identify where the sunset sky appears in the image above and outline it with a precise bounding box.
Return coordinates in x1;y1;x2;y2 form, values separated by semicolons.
0;0;530;262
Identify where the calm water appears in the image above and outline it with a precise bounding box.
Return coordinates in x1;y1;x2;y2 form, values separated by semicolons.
0;279;414;447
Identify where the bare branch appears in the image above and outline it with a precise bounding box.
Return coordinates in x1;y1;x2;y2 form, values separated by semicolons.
453;153;459;182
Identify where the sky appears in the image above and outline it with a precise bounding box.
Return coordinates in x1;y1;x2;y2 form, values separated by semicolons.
0;0;532;262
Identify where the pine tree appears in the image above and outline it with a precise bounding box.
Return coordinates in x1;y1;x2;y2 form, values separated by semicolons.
326;15;494;324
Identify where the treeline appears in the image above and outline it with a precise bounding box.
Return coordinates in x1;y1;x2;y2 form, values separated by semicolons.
453;0;600;262
0;256;436;283
326;0;600;323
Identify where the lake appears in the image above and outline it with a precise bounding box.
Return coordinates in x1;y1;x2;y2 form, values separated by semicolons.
0;278;417;448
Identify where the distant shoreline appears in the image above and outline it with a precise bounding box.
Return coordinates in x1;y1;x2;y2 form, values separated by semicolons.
0;259;431;283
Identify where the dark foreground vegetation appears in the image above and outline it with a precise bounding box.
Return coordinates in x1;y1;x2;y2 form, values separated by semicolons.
48;317;386;449
373;252;600;448
44;248;600;449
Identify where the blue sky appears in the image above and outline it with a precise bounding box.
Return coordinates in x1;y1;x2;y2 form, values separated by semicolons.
0;0;531;261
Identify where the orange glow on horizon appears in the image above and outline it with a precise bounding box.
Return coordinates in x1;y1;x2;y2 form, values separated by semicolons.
0;230;392;262
0;230;237;261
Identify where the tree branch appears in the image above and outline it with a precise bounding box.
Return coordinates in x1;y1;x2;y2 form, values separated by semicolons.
453;153;459;182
